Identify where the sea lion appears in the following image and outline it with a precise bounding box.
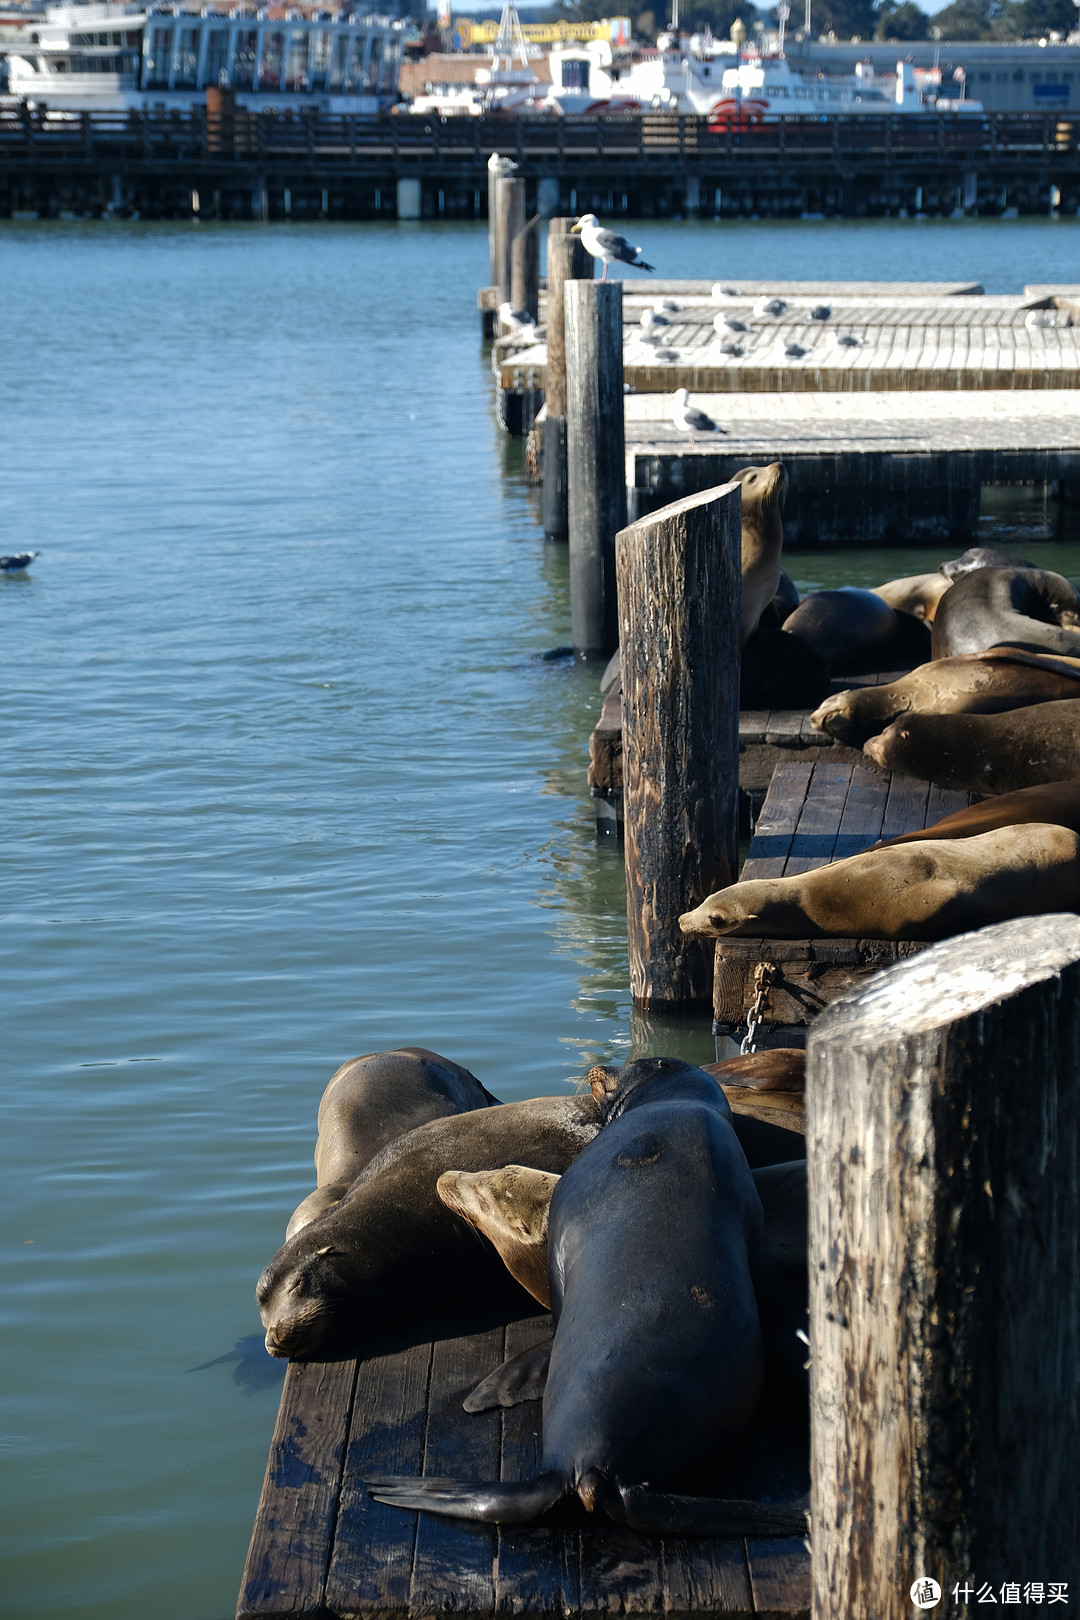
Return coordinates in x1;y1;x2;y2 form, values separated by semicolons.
877;779;1080;848
782;587;903;674
931;566;1080;660
740;624;830;710
678;824;1080;942
286;1046;500;1240
442;1153;809;1410
733;462;788;645
258;1094;601;1360
939;546;1035;581
771;568;800;626
368;1058;806;1535
863;701;1080;795
811;647;1080;748
871;572;953;622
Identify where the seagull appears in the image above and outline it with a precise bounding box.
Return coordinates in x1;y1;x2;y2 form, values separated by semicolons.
1025;308;1059;329
776;339;807;359
672;388;725;447
754;296;788;318
712;283;741;298
649;347;680;363
571;214;654;281
488;153;518;174
640;308;672;332
717;339;745;357
1;550;40;572
827;331;862;349
654;297;681;312
499;301;537;333
809;304;832;321
714;311;748;335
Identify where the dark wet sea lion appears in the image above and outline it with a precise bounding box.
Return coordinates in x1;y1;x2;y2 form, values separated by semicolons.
782;587;901;674
287;1046;499;1239
811;648;1080;748
679;824;1080;942
877;779;1080;848
740;624;830;709
932;567;1080;660
940;546;1035;581
863;700;1080;795
258;1094;600;1359
733;462;787;644
771;568;800;625
368;1058;806;1535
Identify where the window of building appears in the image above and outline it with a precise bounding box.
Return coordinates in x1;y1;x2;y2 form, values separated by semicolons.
233;30;256;90
145;25;173;88
258;30;284;90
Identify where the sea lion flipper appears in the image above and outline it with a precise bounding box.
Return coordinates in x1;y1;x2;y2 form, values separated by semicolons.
613;1484;809;1538
367;1471;566;1524
463;1340;552;1413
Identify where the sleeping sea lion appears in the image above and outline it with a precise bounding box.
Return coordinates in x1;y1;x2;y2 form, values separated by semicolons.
740;623;830;710
286;1046;499;1239
258;1094;600;1359
811;647;1080;748
782;587;902;674
733;462;787;645
706;1051;805;1134
939;546;1035;581
877;779;1080;848
871;572;952;622
438;1165;558;1311
932;566;1080;660
368;1058;806;1535
863;701;1080;795
678;824;1080;942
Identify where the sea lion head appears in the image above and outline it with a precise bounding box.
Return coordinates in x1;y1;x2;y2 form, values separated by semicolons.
862;720;908;769
732;460;787;519
256;1233;355;1359
437;1165;558;1308
680;882;812;939
586;1056;731;1123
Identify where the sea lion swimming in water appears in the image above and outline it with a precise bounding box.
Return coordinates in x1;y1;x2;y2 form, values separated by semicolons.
863;700;1080;795
258;1094;600;1360
932;566;1080;660
286;1046;500;1239
810;647;1080;749
368;1058;806;1535
679;824;1080;942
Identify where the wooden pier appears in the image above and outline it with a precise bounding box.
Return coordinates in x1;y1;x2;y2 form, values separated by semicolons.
711;758;972;1044
237;1308;809;1620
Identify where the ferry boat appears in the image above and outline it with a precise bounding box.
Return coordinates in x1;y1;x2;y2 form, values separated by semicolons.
6;1;406;113
542;36;983;119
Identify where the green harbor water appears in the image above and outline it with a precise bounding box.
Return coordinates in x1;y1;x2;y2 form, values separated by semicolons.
3;214;1079;1620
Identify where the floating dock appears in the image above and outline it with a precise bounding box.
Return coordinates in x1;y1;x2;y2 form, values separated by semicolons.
711;758;972;1044
237;1308;809;1620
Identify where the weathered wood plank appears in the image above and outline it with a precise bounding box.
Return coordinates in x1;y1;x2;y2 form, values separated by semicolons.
746;1539;810;1617
783;764;853;876
662;1535;756;1618
238;1357;359;1620
831;763;889;861
740;759;815;882
878;771;931;843
323;1337;432;1616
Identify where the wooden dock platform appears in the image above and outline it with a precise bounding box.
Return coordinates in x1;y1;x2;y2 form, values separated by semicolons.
711;758;972;1042
237;1308;809;1620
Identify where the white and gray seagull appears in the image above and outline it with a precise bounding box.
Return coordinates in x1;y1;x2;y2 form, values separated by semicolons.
571;214;654;281
672;388;725;447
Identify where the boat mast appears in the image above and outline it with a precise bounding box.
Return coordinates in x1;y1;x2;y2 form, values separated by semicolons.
491;0;530;77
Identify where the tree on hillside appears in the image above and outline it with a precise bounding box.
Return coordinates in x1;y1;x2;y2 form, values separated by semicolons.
874;0;930;37
926;0;995;36
544;0;760;41
1003;0;1079;34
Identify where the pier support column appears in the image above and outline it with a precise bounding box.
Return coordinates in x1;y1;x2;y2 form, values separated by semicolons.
536;176;560;217
494;176;525;305
616;481;742;1009
807;916;1080;1619
252;177;268;222
396;178;421;220
510;215;539;323
542;220;593;543
565;279;624;659
685;175;701;216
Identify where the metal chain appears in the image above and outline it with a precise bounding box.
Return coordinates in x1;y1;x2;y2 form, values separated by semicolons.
740;961;777;1055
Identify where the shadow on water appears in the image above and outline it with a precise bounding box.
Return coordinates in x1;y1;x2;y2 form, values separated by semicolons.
189;1335;287;1395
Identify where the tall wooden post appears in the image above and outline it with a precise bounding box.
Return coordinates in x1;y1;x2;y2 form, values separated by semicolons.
510;216;539;323
494;176;525;305
542;221;593;544
616;482;742;1008
565;280;624;660
807;914;1080;1617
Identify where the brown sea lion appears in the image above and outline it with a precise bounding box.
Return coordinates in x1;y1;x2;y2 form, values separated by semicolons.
438;1165;558;1311
782;587;902;674
932;566;1080;660
258;1094;601;1360
871;572;953;622
863;701;1080;795
368;1058;806;1536
678;824;1080;942
811;648;1080;748
734;462;788;645
878;779;1080;848
939;546;1035;580
705;1050;806;1133
285;1046;499;1240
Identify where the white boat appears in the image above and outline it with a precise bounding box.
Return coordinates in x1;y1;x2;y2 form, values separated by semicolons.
407;0;543;118
6;2;406;114
542;37;984;120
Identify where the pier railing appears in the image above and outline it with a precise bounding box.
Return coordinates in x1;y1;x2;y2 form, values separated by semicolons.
1;107;1075;174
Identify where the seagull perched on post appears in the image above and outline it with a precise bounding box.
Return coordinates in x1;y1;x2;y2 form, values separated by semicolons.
571;214;654;281
672;388;725;447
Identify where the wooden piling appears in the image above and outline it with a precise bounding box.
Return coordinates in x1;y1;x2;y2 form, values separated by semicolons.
616;481;742;1008
494;176;525;305
542;221;593;543
565;280;625;659
806;914;1080;1616
510;215;540;324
